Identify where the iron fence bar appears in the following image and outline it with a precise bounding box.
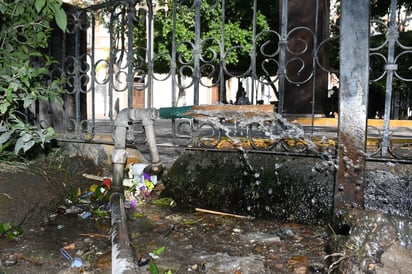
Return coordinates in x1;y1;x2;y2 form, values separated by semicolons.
251;0;258;105
193;0;202;105
127;1;136;108
147;0;154;108
219;0;226;103
310;0;320;135
108;9;117;122
171;0;178;107
277;0;288;115
90;12;96;131
381;0;399;157
334;0;370;226
74;10;82;135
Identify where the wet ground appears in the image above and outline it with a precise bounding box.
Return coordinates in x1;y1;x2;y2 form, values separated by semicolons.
128;198;329;273
0;156;329;274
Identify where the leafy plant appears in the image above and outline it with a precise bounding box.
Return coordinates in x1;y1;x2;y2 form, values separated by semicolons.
0;0;67;157
148;246;172;274
0;223;24;241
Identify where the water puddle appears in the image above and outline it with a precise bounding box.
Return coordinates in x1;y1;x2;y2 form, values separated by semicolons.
127;201;328;273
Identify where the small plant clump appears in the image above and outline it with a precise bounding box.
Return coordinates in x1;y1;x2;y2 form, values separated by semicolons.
0;0;67;159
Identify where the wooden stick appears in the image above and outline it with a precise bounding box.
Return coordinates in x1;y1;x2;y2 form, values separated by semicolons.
14;253;42;266
78;233;110;239
195;208;252;219
82;174;109;181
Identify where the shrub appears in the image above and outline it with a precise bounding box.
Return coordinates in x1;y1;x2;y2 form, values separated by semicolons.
0;0;67;157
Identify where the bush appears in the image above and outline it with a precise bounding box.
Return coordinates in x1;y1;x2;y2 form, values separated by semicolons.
0;0;67;157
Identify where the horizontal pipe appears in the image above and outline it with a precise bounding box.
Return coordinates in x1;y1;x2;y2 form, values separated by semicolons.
158;106;194;119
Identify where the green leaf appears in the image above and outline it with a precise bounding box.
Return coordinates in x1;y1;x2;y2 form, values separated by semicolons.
54;7;67;31
152;197;176;207
0;102;10;114
149;260;159;274
15;3;25;16
0;132;12;144
6;226;24;240
34;0;46;13
152;246;165;256
0;223;12;235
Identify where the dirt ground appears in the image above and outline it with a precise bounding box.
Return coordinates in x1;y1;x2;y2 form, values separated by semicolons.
0;154;329;274
0;155;112;274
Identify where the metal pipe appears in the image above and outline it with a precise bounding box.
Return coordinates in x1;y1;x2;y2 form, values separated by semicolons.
130;108;163;174
111;192;140;274
110;107;163;273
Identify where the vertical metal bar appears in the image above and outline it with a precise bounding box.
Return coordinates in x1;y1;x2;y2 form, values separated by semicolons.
193;0;202;105
310;0;320;134
334;0;370;225
381;0;398;157
75;11;81;129
277;0;288;115
127;1;135;108
251;0;257;105
147;0;154;108
219;0;225;103
108;11;115;121
171;0;178;107
91;13;96;130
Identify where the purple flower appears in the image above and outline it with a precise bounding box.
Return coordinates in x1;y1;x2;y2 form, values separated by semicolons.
143;172;151;181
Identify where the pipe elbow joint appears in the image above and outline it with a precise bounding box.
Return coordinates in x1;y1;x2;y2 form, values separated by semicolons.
112;148;127;164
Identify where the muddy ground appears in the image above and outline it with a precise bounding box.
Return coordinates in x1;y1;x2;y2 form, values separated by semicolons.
0;153;329;274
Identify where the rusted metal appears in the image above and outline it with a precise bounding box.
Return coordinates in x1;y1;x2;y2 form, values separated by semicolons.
334;0;370;226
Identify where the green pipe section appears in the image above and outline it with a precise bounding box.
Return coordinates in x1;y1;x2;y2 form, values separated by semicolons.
158;106;194;119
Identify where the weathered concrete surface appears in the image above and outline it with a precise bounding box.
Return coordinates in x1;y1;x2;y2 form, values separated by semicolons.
365;162;412;219
62;142;147;168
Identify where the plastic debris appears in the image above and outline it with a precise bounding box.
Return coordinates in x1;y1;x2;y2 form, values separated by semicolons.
79;211;92;220
60;248;83;268
123;163;159;208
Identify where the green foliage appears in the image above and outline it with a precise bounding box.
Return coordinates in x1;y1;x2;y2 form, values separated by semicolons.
133;0;273;77
0;0;67;157
0;223;24;241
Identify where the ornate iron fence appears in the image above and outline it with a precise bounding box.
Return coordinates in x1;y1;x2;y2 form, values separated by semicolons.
40;0;412;161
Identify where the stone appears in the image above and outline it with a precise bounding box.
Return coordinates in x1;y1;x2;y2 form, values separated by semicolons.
330;209;412;273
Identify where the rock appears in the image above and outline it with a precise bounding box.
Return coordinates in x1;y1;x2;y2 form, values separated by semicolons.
329;209;412;273
162;150;334;224
377;242;412;274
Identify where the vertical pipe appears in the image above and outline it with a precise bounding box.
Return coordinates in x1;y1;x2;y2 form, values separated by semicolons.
334;0;370;226
381;0;398;157
277;0;288;115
